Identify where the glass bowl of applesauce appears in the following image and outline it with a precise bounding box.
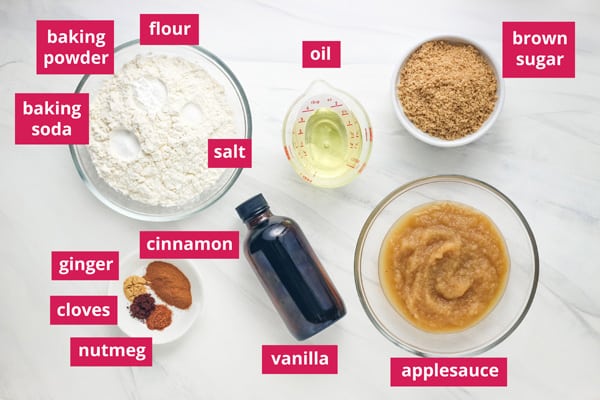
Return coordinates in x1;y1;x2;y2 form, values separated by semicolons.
354;175;538;356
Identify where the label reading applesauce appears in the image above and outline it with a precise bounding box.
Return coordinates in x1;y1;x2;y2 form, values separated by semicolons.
262;345;338;374
36;20;114;74
390;357;507;386
15;93;89;145
502;21;575;77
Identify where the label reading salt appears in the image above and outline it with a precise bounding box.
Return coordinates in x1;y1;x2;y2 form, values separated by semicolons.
390;357;507;387
51;251;118;280
208;138;252;168
140;231;239;259
70;337;152;367
302;41;341;68
50;296;117;325
262;345;338;374
36;20;114;74
140;14;199;45
15;93;89;145
502;21;575;77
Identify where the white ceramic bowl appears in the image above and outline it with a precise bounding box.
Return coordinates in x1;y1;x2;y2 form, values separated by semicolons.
392;36;505;147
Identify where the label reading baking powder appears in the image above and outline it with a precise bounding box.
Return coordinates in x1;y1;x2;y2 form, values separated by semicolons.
70;337;152;367
262;345;338;374
15;93;89;145
51;251;118;280
36;20;114;74
50;296;117;325
390;357;507;387
140;231;239;259
302;41;341;68
208;138;252;168
502;21;575;77
140;14;199;45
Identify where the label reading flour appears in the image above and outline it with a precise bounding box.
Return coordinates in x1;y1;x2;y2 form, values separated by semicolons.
140;231;239;259
262;345;338;374
502;21;575;77
36;20;114;74
140;14;199;45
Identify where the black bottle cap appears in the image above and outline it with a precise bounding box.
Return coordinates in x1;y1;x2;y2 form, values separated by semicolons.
236;193;270;222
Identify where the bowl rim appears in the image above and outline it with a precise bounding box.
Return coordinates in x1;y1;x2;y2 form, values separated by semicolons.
69;39;252;221
354;175;539;357
391;35;505;148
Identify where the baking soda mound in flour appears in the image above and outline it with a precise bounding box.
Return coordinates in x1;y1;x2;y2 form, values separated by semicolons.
88;54;234;207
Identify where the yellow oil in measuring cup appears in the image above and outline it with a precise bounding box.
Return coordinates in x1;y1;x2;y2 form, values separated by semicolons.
283;81;373;188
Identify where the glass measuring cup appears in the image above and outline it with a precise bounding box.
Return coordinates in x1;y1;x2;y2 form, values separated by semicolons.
282;80;373;188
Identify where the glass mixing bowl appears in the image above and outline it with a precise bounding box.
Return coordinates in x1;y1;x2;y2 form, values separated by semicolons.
355;175;538;356
70;39;252;221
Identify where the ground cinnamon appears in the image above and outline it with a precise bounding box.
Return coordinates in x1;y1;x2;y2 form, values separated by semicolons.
144;261;192;309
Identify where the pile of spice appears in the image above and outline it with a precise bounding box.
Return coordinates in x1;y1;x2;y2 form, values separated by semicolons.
123;261;193;331
397;40;498;140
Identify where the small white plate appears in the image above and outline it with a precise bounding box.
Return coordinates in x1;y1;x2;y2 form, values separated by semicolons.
108;254;203;344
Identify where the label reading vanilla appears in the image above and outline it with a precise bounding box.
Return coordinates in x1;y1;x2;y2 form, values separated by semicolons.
262;345;338;374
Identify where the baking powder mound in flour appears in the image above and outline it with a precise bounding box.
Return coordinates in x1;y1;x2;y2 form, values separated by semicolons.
88;54;234;207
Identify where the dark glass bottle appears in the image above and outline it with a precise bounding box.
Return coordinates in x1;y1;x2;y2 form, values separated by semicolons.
236;193;346;340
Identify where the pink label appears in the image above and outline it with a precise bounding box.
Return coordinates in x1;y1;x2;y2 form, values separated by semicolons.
262;345;338;374
36;20;114;74
140;14;199;45
390;357;507;387
15;93;89;145
50;296;117;325
502;21;575;77
70;337;152;366
140;231;239;259
302;41;341;68
208;139;252;168
51;251;119;280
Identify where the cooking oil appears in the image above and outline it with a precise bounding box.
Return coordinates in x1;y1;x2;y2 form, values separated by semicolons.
291;105;363;180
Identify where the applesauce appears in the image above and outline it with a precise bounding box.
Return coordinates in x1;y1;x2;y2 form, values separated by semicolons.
379;201;509;333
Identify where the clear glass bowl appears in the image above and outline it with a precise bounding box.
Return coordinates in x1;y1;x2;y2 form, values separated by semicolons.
70;39;252;221
392;36;504;147
354;175;538;356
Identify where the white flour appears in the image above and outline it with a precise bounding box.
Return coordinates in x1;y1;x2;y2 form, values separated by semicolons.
88;54;233;207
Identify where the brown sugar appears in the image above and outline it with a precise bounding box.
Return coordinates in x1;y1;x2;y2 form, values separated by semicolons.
397;40;498;140
144;261;192;309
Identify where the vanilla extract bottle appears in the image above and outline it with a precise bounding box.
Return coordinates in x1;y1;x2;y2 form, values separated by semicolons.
236;194;346;340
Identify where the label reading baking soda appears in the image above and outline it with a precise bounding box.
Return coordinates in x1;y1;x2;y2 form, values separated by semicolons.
502;21;575;77
140;231;239;259
262;345;338;374
36;20;114;74
208;138;252;168
390;357;507;387
140;14;199;45
14;93;89;144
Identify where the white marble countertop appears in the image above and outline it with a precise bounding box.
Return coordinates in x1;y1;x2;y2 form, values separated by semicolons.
1;0;599;399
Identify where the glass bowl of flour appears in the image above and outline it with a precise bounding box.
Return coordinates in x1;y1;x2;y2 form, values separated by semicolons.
70;39;252;221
